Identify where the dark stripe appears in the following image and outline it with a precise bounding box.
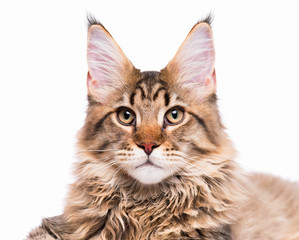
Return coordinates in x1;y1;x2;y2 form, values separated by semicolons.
196;229;205;238
136;71;161;85
136;86;146;99
97;140;109;152
94;112;112;132
191;142;210;155
157;79;167;86
136;78;148;85
43;225;58;239
87;95;97;105
189;112;207;130
189;112;217;145
212;225;232;240
203;175;217;190
153;87;166;101
130;92;136;105
199;206;209;214
164;92;170;106
42;216;65;239
180;230;190;237
195;225;231;240
94;139;121;157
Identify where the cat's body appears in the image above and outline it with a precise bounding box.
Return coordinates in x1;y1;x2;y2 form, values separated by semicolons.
27;172;299;240
27;17;299;240
233;174;299;240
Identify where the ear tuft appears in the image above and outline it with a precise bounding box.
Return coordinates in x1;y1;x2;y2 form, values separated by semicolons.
87;13;99;28
87;14;107;32
198;13;214;26
166;22;216;102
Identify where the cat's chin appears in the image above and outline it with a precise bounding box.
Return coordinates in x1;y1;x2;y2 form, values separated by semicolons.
128;165;171;185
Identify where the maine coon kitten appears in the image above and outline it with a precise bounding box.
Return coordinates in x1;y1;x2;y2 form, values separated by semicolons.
27;17;299;240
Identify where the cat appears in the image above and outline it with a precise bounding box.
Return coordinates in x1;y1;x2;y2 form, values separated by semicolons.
27;16;299;240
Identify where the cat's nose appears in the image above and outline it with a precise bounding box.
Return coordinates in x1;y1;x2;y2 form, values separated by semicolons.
137;142;159;155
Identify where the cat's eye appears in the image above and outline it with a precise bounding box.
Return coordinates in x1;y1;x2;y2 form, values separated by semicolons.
117;108;136;126
164;107;185;125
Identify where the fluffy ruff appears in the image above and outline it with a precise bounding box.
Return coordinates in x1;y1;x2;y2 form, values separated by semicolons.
34;140;244;240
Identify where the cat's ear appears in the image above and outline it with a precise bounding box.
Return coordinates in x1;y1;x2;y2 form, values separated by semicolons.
87;24;134;103
165;22;216;102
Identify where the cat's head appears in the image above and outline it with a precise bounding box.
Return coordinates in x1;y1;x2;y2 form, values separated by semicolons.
77;18;235;186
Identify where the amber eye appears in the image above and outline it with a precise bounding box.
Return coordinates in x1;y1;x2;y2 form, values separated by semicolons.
117;108;136;126
164;107;184;125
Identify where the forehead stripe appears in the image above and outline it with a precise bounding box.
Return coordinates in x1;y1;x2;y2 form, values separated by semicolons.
130;92;136;105
136;86;146;99
153;87;166;101
164;92;170;106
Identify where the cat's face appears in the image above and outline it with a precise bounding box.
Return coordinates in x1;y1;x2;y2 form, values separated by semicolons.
78;20;230;185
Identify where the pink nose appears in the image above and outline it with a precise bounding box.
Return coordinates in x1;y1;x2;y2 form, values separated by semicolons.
138;142;159;155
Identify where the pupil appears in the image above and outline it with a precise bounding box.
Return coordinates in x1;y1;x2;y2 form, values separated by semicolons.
124;111;130;120
172;110;178;119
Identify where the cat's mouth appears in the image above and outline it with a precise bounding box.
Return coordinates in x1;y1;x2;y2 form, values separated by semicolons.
128;156;172;184
136;159;162;169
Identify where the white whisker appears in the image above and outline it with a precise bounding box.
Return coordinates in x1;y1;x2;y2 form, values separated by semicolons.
79;148;118;153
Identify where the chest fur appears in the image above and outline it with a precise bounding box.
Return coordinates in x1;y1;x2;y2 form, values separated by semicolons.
93;196;232;240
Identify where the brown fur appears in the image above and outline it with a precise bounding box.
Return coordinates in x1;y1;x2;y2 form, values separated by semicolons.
27;19;299;240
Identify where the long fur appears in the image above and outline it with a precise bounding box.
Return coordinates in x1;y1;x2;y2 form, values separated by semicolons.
26;18;299;240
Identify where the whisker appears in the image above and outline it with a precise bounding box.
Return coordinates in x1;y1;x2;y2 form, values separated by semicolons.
187;152;233;162
112;164;125;180
79;149;118;153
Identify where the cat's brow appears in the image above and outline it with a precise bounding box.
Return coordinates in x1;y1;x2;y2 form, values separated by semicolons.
164;92;170;106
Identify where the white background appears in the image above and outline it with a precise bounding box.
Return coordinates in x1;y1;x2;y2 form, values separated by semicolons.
0;1;298;239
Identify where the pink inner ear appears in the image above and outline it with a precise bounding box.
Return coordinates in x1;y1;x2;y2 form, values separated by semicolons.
87;25;126;90
169;22;216;99
87;54;115;88
87;71;99;92
203;69;216;95
86;25;134;103
210;69;216;87
87;71;92;87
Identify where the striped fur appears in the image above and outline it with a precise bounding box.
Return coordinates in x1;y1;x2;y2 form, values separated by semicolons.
27;18;299;240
